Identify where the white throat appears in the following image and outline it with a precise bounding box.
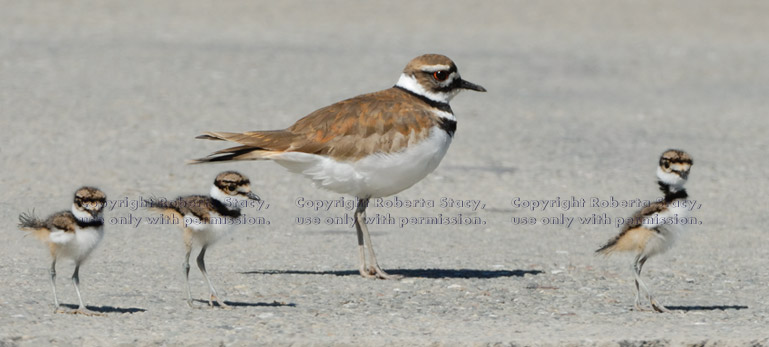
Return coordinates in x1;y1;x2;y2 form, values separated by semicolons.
209;185;249;211
395;73;455;104
656;167;686;191
210;185;233;208
71;204;96;222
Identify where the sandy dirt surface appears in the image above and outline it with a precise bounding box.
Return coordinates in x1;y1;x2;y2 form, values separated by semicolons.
1;1;768;345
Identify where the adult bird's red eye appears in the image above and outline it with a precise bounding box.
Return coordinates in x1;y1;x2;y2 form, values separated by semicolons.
433;70;449;81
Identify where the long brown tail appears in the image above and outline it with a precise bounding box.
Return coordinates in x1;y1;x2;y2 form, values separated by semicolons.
18;211;50;241
190;131;282;164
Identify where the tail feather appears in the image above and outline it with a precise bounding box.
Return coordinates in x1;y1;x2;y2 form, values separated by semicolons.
18;211;50;241
144;197;185;222
196;131;292;146
192;130;292;164
192;131;290;164
148;205;185;223
196;134;225;141
595;236;619;255
143;198;187;227
189;146;272;164
144;196;176;211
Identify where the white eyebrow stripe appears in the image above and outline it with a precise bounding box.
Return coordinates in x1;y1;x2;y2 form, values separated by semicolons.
420;64;451;73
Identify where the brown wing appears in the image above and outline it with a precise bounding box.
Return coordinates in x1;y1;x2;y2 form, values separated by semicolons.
48;212;78;233
194;88;439;162
595;202;667;255
620;202;667;233
152;195;213;223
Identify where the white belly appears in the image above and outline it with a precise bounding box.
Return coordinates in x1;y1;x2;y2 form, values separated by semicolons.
642;225;678;258
272;127;452;198
55;227;104;262
184;212;234;245
641;202;689;258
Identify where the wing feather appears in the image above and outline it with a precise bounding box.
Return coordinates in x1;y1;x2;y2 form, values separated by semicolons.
596;202;667;255
193;88;440;163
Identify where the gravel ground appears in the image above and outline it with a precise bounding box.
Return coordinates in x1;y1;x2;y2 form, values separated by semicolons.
1;1;768;346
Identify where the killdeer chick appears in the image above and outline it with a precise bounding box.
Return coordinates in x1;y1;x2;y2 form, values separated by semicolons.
18;187;107;315
192;54;486;279
596;149;693;312
148;171;259;308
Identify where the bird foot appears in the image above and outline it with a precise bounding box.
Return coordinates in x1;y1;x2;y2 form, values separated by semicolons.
209;295;230;309
633;304;650;312
651;301;669;313
359;266;377;278
368;266;402;280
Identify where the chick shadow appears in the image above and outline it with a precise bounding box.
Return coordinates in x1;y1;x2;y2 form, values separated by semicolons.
666;305;749;312
243;268;544;279
190;299;296;308
60;304;146;314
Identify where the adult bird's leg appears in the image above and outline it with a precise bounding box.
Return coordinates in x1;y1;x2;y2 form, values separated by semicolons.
354;198;374;278
197;245;228;308
355;198;401;280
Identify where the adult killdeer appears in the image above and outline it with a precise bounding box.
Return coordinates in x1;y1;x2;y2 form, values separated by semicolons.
192;54;485;279
148;171;260;307
18;187;107;315
596;149;693;312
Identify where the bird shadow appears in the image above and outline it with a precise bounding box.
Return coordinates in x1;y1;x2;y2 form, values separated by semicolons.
666;305;749;311
190;299;296;308
60;304;146;314
242;268;543;279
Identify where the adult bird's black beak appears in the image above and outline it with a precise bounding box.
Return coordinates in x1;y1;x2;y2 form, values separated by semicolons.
459;79;486;92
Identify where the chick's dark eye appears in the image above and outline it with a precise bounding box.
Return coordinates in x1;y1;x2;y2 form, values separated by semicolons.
664;162;670;169
433;70;449;81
